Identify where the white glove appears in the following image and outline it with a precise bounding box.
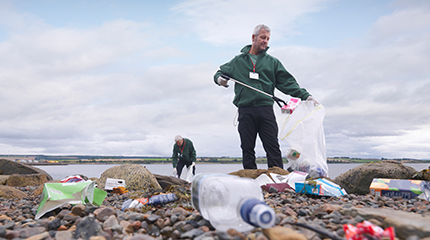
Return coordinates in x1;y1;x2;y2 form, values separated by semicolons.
217;76;229;87
191;162;196;167
306;96;319;106
172;168;177;177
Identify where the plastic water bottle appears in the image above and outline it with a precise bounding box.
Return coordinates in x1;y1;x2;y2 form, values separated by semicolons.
191;174;275;232
121;193;177;210
148;193;177;206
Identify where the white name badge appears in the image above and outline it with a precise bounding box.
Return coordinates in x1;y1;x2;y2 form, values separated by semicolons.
249;72;259;79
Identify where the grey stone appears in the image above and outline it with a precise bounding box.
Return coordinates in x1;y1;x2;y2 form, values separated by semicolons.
18;226;45;238
194;231;216;240
103;215;119;230
55;231;73;240
74;215;101;240
2;220;15;230
96;207;117;222
181;228;204;238
129;233;156;240
0;226;6;238
47;217;62;231
126;212;145;221
217;231;232;240
146;214;161;223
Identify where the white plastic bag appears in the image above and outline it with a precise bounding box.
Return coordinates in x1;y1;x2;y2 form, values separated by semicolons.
281;101;328;178
180;166;194;182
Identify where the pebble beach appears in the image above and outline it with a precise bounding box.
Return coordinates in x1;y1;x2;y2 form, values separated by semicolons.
1;184;430;240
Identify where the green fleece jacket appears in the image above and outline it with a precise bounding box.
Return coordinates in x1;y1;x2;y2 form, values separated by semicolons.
214;45;310;107
172;138;196;168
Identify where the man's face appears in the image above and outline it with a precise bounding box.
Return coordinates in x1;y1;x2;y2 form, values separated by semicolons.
176;139;183;146
252;28;270;54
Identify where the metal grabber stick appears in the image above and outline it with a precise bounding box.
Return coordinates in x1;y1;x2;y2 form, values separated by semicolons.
221;75;287;108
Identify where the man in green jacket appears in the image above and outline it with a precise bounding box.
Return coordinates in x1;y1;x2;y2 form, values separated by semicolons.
172;135;196;178
214;24;318;170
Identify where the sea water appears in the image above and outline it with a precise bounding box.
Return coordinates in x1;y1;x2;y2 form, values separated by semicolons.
37;163;429;180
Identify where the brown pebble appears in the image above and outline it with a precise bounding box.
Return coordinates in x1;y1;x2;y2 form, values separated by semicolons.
172;206;188;216
181;223;194;232
132;220;141;230
67;225;77;232
255;233;269;240
96;207;117;222
263;226;307;240
227;228;246;240
120;220;134;234
201;225;210;232
322;204;342;213
71;204;86;217
246;233;257;240
23;231;50;240
283;206;297;217
177;214;186;221
163;217;172;227
156;218;164;228
0;215;12;221
57;209;72;219
57;225;68;231
15;215;26;221
5;230;20;239
89;236;106;240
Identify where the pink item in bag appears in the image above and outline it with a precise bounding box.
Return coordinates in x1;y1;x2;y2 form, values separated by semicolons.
281;97;301;114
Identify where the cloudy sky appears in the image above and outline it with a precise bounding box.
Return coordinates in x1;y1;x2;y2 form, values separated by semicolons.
0;0;429;160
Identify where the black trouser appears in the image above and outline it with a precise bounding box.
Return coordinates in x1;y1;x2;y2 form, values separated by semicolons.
238;106;283;169
176;159;196;177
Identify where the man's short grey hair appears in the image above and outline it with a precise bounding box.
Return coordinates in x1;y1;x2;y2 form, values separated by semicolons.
253;24;271;36
174;135;183;143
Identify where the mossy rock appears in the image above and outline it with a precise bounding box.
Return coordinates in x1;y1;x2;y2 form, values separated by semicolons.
97;164;162;191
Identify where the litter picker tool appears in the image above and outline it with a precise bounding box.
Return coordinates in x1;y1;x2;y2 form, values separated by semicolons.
221;75;288;109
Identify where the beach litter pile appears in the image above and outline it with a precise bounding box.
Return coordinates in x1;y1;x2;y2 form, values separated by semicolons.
257;171;347;197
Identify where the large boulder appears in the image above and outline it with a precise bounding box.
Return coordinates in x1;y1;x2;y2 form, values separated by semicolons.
334;161;418;195
0;159;53;181
0;185;28;199
228;166;290;179
0;175;9;185
412;166;430;181
6;174;48;187
96;164;162;191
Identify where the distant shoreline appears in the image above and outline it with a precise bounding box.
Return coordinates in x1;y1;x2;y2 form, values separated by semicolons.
2;155;430;166
20;159;430;165
23;162;68;166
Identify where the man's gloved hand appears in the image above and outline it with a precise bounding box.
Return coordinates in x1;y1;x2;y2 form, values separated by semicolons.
191;162;196;167
172;168;177;177
217;76;229;87
306;96;319;106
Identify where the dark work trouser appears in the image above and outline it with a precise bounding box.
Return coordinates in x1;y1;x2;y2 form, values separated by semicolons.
176;159;196;177
238;106;283;169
